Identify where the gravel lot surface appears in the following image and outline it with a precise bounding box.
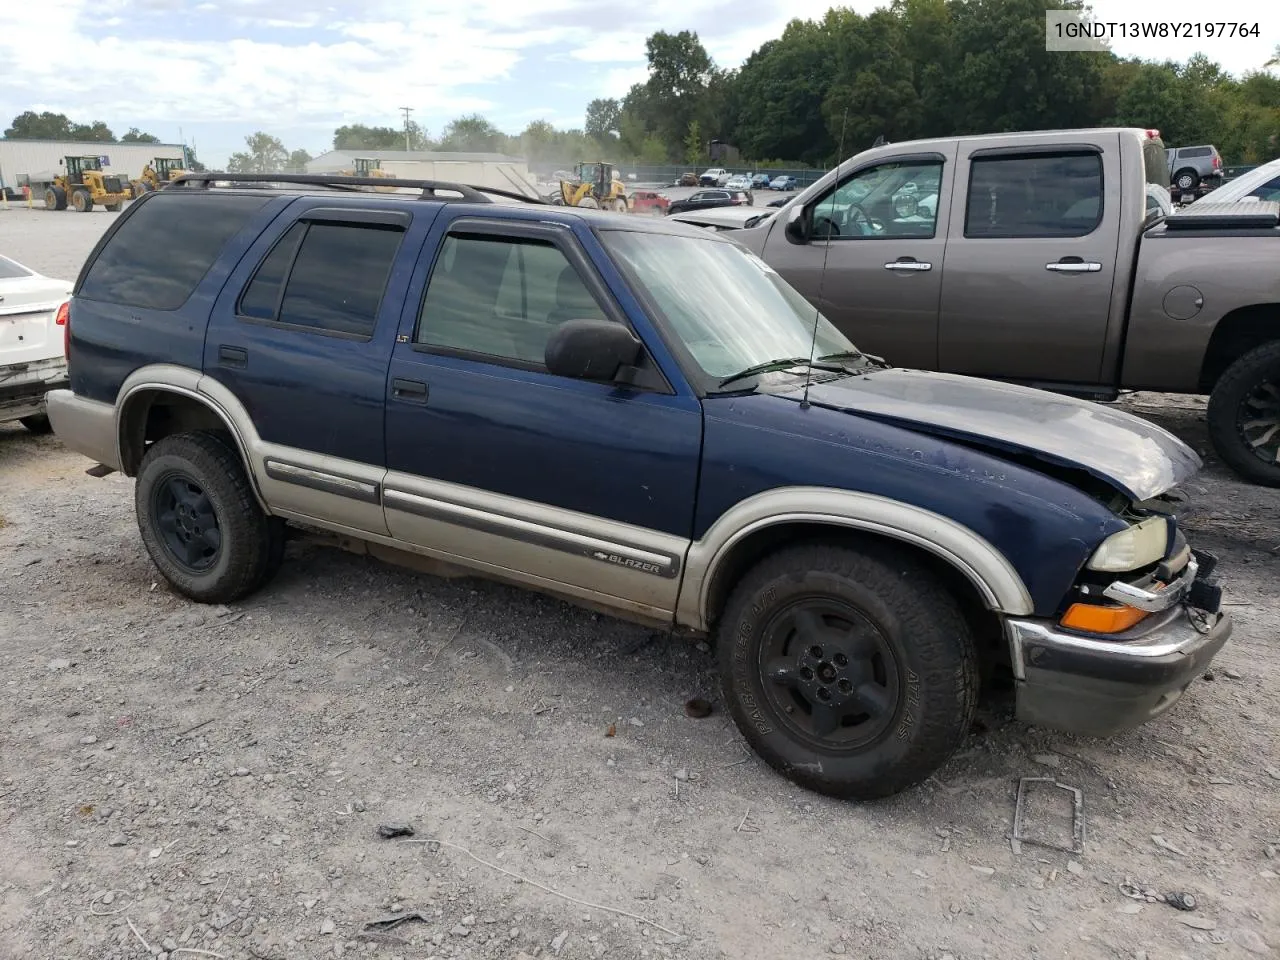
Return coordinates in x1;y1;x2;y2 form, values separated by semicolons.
2;208;1277;960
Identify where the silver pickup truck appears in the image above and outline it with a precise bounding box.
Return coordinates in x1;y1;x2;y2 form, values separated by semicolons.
737;128;1280;487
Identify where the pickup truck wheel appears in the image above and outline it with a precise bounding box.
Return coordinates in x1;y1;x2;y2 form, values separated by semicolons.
135;431;285;603
717;542;978;800
1207;340;1280;487
1173;169;1199;192
19;414;53;434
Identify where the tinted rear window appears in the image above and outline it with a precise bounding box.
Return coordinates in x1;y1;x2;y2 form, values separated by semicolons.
78;193;270;310
1181;147;1212;158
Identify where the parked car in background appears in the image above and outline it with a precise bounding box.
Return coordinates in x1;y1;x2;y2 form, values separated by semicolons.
737;126;1280;487
672;172;699;187
628;190;670;216
769;175;798;191
666;189;750;215
1167;144;1224;195
699;167;729;186
0;254;72;433
725;174;752;191
46;173;1230;801
751;173;771;189
1191;156;1280;206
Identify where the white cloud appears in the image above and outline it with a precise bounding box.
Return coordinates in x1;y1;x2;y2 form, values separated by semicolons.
600;66;652;98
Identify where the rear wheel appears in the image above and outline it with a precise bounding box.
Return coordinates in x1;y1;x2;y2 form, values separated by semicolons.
1173;168;1199;192
45;187;66;210
105;201;122;212
71;189;92;213
717;542;979;800
19;414;53;434
1207;340;1280;487
135;431;286;603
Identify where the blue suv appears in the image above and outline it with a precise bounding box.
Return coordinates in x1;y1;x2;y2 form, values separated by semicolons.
47;173;1230;800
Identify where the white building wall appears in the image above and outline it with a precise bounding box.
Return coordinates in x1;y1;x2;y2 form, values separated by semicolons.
0;141;186;188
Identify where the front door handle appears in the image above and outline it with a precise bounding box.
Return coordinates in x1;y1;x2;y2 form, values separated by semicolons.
1045;257;1102;273
884;257;932;272
218;345;247;368
391;377;428;402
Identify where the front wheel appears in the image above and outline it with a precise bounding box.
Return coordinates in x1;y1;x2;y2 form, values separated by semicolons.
1173;168;1199;192
717;542;979;800
135;431;285;603
1207;341;1280;487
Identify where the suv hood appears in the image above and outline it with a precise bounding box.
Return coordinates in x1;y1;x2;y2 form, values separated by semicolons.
790;369;1199;502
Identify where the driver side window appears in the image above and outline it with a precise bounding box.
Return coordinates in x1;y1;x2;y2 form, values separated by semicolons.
811;159;944;240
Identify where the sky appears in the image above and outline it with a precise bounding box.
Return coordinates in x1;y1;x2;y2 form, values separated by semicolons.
0;0;1274;167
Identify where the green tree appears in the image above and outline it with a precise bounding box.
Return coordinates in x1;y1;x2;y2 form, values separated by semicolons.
182;146;206;173
227;132;288;173
287;148;313;172
69;120;115;142
684;119;703;164
439;115;507;153
585;98;621;142
333;122;430;151
120;127;160;143
4;110;75;139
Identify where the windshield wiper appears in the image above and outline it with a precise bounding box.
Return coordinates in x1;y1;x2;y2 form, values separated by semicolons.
818;349;891;370
717;357;845;389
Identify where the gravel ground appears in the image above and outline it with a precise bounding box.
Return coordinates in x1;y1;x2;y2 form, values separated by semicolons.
2;208;1278;960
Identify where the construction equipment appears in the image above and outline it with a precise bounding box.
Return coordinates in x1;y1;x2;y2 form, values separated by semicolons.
38;157;131;212
337;158;399;192
558;162;628;211
132;157;189;195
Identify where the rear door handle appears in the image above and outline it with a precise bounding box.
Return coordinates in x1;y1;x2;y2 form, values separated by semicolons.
391;377;428;402
1045;258;1102;273
218;345;247;368
884;257;932;272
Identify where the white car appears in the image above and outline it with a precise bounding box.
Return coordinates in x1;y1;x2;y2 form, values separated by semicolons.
0;254;72;432
667;206;774;231
699;167;729;186
724;174;753;191
1190;156;1280;206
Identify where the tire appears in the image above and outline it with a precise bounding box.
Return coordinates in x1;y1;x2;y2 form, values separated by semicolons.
135;431;286;603
1207;340;1280;487
613;197;628;213
19;414;53;434
1173;168;1199;192
45;187;66;210
577;196;599;209
105;201;122;212
717;542;979;800
71;189;92;213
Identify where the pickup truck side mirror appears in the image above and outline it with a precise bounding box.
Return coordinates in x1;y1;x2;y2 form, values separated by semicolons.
545;319;642;382
784;203;811;245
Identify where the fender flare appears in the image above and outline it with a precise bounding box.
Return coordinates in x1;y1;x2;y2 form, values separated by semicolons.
676;486;1034;631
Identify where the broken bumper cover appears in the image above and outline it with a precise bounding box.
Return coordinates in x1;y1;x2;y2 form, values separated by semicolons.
0;357;68;422
1007;597;1230;737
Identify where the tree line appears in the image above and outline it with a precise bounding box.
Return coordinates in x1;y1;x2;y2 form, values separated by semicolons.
9;0;1278;173
4;111;209;171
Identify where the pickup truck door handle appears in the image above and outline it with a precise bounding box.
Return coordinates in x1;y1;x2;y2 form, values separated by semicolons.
883;257;932;272
218;345;248;368
1045;257;1103;273
391;377;428;403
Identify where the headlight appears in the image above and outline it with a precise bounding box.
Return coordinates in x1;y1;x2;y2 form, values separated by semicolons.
1086;516;1169;572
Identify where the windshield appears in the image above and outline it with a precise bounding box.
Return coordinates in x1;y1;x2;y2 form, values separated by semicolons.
601;230;857;382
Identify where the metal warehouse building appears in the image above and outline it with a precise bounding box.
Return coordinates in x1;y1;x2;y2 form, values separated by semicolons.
0;139;186;192
306;149;537;195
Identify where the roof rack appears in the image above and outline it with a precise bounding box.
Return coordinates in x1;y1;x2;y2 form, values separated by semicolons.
169;172;545;205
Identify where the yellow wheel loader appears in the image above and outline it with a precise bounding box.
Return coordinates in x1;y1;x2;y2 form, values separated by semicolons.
41;156;131;212
132;157;188;196
558;162;628;211
337;158;399;193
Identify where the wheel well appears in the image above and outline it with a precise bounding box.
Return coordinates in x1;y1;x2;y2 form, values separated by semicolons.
702;522;1009;670
119;389;237;476
1199;304;1280;392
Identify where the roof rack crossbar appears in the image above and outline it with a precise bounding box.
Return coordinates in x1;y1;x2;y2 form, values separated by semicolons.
169;172;545;205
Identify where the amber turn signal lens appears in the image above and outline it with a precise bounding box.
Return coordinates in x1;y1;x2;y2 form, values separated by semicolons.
1060;602;1149;634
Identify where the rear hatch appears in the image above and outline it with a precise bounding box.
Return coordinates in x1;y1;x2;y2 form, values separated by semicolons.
1;274;71;368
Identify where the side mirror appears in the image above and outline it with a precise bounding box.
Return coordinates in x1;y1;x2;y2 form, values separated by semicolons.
545;319;642;381
784;203;811;245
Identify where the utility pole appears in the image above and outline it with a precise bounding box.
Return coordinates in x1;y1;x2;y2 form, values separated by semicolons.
400;107;413;153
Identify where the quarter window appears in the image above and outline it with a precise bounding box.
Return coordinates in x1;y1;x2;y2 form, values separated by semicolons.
964;153;1102;238
416;233;608;367
810;159;943;239
237;220;403;338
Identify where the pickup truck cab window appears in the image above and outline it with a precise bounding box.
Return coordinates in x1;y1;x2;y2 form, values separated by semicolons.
811;159;944;240
416;232;608;367
964;153;1103;239
238;219;403;339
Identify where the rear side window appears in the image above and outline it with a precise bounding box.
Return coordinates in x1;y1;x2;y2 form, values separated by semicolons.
964;153;1102;239
79;193;269;310
237;220;403;338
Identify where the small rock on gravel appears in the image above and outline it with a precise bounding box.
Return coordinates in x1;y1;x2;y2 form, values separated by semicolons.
450;924;471;937
47;658;73;671
320;917;336;935
970;866;995;876
79;735;98;745
108;834;127;847
1032;754;1060;767
1233;929;1271;954
1066;860;1084;875
550;930;569;954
